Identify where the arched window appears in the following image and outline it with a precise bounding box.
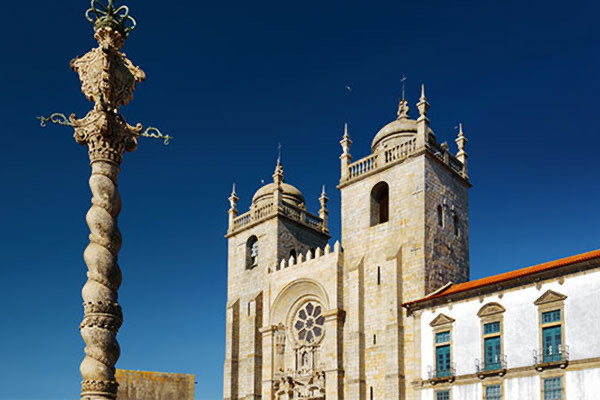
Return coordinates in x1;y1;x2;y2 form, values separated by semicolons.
453;214;459;236
370;182;389;226
246;235;258;269
437;205;444;227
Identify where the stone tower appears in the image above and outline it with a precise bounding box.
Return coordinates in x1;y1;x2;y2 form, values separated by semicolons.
223;86;470;400
338;86;470;400
223;161;333;400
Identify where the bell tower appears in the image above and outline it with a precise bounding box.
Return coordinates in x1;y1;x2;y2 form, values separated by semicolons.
338;85;471;400
223;161;331;400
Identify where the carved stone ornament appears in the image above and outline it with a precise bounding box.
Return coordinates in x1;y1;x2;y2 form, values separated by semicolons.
429;313;455;327
534;290;567;305
477;302;506;317
71;107;141;165
71;27;145;110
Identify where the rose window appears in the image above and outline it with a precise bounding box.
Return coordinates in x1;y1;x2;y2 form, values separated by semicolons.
293;302;325;344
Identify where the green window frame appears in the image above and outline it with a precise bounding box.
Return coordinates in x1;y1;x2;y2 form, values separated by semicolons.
484;336;502;370
436;331;450;343
543;377;562;400
543;325;563;362
436;345;451;377
484;321;500;334
436;390;450;400
542;310;561;324
485;385;502;400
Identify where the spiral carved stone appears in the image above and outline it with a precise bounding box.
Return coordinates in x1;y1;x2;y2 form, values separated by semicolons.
71;24;144;400
79;159;124;400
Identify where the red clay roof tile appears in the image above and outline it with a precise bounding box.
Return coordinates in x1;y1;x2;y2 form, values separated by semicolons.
403;248;600;307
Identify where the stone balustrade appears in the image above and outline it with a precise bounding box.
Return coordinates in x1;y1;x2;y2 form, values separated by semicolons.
231;200;325;235
343;136;465;184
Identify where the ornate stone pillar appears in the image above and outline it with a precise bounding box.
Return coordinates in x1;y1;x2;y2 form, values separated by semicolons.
69;2;145;399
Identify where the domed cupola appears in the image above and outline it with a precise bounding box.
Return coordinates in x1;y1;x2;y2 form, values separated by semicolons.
371;94;435;153
251;161;305;208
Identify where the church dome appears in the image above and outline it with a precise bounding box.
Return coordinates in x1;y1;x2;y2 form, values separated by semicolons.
371;99;434;152
371;118;417;151
252;182;305;206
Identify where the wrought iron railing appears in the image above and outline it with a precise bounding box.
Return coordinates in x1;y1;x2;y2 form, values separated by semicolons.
533;345;570;365
475;355;507;373
427;363;456;380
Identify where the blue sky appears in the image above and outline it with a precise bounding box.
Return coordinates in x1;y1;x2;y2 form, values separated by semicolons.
1;0;599;399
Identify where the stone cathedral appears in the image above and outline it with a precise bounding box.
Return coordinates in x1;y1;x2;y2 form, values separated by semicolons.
222;86;600;400
224;86;470;400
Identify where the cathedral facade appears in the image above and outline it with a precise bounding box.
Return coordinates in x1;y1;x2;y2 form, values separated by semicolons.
222;87;600;400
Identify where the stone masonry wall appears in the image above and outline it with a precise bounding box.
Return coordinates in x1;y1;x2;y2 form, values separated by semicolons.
423;154;470;293
340;155;426;400
116;369;194;400
225;213;330;400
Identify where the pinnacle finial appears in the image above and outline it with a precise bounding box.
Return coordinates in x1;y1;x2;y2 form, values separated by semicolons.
401;74;407;100
231;183;237;196
343;123;349;139
458;123;464;138
85;0;137;37
321;184;326;196
273;152;284;185
417;83;430;118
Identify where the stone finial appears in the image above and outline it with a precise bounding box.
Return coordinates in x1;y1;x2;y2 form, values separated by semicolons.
417;84;430;119
228;183;239;210
455;123;468;178
272;158;285;206
340;123;353;181
227;183;239;230
416;83;430;150
319;185;329;233
397;99;410;120
273;159;284;186
340;123;352;155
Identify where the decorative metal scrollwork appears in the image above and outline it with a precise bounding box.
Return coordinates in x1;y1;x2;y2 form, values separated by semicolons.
85;0;136;36
141;127;172;145
36;114;172;145
37;113;73;127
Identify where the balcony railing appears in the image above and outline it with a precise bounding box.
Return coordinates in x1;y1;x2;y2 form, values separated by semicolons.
475;355;507;378
427;364;456;383
533;345;570;370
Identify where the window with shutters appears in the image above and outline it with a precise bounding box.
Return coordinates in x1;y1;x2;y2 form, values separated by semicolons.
435;331;451;377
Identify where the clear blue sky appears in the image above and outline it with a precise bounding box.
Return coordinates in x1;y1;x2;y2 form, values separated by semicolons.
1;0;599;399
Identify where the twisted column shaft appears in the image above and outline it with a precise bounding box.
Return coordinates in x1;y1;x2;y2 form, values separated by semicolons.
69;20;145;398
80;160;123;399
